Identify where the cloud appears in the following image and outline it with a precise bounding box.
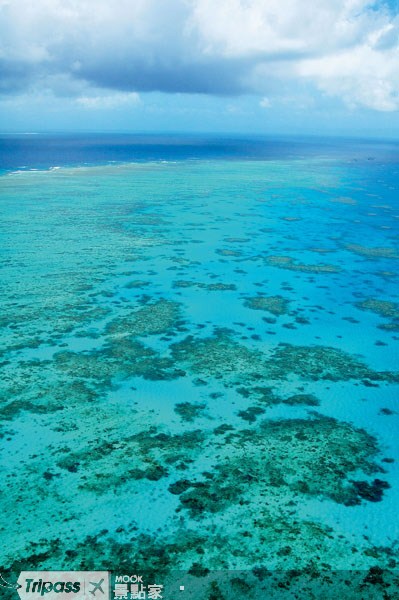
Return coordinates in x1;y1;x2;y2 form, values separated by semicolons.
298;38;399;111
0;0;398;111
75;91;140;109
259;97;271;108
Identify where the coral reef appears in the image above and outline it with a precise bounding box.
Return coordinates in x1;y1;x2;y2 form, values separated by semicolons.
266;343;399;383
265;255;341;273
356;298;399;331
244;295;290;316
173;281;236;291
345;244;399;259
174;414;385;516
171;330;265;384
2;152;399;599
174;402;207;422
172;330;399;387
106;299;182;338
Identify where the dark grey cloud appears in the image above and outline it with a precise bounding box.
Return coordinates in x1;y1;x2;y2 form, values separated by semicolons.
76;58;253;95
0;60;36;94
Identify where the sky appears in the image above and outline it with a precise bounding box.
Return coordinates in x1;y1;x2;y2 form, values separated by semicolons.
0;0;398;137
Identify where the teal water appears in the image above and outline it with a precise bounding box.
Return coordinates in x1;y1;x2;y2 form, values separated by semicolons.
1;149;399;597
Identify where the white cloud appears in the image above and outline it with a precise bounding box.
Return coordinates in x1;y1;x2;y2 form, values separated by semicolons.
76;92;140;109
259;97;271;108
0;0;398;111
190;0;377;57
298;39;399;111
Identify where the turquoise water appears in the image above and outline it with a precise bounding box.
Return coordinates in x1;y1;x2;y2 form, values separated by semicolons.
1;145;399;597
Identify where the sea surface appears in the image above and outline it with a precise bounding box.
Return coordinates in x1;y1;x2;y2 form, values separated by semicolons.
0;134;398;598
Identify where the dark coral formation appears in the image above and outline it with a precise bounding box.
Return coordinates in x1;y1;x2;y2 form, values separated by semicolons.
171;330;265;383
356;298;399;331
264;255;341;273
345;244;399;259
174;402;207;422
173;415;386;516
55;427;206;492
244;295;290;316
105;298;182;338
171;330;399;387
173;280;236;291
265;343;399;383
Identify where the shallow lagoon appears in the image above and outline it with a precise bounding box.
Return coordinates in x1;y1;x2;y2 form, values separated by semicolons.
1;140;399;598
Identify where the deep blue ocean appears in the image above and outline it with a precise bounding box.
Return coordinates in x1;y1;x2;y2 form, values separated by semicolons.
1;133;399;172
1;133;399;598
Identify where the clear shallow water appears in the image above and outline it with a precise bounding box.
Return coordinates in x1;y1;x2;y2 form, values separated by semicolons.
0;135;399;598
